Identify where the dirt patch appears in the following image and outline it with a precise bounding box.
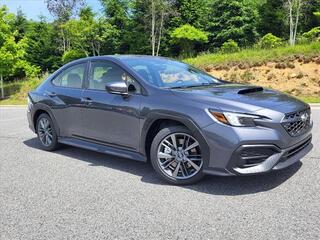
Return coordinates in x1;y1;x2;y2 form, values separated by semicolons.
207;56;320;98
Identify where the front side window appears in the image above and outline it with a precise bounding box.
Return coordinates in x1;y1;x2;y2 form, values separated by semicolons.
124;58;222;89
89;61;140;93
52;63;86;88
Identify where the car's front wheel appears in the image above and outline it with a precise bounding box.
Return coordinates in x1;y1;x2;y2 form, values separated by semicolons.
36;113;59;151
150;126;204;185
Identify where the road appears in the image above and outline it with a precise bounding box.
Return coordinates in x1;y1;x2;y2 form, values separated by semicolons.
0;106;319;240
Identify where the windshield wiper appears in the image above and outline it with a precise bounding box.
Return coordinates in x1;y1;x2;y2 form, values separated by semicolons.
169;82;217;89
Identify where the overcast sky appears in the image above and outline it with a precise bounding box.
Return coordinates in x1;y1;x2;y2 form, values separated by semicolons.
0;0;102;21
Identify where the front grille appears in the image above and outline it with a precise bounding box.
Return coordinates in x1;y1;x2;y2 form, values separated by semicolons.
282;108;311;137
280;137;312;162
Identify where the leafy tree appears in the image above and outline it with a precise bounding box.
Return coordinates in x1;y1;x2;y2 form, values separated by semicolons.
62;7;119;56
26;17;61;71
300;0;320;32
0;6;39;80
258;0;287;38
171;0;210;29
13;8;29;41
208;0;259;48
127;0;150;54
170;24;208;55
62;49;86;63
100;0;129;29
45;0;85;21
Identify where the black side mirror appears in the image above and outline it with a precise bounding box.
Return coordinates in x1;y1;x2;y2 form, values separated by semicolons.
105;81;128;95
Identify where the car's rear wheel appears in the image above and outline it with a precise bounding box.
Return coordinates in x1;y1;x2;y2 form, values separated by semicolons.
150;126;204;185
36;113;59;151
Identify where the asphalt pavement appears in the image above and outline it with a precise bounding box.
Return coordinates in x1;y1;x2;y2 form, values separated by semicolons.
0;106;319;240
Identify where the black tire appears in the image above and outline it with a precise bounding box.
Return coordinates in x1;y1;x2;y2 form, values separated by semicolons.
150;125;204;185
36;113;59;151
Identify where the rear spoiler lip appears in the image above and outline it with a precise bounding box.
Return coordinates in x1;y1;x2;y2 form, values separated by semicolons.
237;87;264;94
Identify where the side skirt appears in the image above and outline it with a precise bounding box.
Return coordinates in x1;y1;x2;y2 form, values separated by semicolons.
58;137;147;162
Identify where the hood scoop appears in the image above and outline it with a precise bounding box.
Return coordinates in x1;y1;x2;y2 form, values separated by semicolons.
237;86;264;95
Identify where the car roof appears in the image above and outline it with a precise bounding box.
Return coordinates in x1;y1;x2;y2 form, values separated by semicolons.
74;55;171;62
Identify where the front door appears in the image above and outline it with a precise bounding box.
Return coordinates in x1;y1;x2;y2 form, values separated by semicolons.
81;60;141;151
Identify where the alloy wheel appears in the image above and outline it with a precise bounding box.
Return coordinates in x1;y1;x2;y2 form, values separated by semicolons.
157;133;203;180
38;118;53;147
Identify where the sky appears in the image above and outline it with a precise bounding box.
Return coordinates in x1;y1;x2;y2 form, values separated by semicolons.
0;0;102;21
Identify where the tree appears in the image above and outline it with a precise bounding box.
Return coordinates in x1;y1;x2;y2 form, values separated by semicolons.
100;0;129;53
208;0;259;48
285;0;303;45
45;0;85;22
258;0;287;38
300;0;320;32
170;24;208;55
129;0;174;56
171;0;210;29
61;7;119;57
0;6;39;97
13;8;29;41
26;17;61;71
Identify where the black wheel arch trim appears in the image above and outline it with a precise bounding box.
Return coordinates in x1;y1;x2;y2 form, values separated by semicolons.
32;103;60;136
140;111;211;168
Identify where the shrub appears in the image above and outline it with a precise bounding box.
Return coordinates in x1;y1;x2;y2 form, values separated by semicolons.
220;39;240;53
301;27;320;43
62;50;86;64
258;33;283;49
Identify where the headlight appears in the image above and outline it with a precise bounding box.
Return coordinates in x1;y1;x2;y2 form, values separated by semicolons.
207;110;266;127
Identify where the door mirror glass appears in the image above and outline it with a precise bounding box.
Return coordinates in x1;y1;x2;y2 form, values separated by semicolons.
105;81;128;95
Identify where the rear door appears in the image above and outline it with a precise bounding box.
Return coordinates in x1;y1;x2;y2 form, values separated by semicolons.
49;62;88;137
81;60;142;151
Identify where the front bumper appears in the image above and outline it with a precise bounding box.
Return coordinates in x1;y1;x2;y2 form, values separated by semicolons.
201;121;313;176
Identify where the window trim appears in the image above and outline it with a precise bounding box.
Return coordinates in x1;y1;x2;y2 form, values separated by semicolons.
50;61;89;90
85;60;143;95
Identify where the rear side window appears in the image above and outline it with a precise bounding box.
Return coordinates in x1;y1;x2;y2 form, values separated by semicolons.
52;63;86;88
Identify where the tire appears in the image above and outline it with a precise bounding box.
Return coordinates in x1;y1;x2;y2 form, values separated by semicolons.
150;125;204;185
36;113;59;151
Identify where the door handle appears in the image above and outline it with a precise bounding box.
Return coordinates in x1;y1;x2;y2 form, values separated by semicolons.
81;97;93;104
46;91;56;97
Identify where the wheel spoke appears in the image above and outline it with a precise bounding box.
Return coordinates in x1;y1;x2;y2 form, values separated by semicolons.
185;141;199;152
171;134;177;150
187;158;200;171
163;140;174;149
181;162;189;176
162;159;174;169
172;162;181;178
158;152;173;159
161;142;174;151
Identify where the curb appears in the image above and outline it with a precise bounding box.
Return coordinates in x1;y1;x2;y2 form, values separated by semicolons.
0;105;27;107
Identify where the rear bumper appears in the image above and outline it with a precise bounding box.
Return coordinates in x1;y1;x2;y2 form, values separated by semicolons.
201;122;313;176
27;101;35;132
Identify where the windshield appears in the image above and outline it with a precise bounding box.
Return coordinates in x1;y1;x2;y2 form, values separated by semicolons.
123;57;222;89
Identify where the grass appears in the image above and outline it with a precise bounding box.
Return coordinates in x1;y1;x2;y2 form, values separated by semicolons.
184;42;320;68
298;96;320;103
0;75;46;105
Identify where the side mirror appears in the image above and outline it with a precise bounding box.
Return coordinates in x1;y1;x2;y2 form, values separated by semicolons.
105;81;128;95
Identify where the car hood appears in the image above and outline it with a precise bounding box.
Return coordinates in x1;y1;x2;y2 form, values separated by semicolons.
170;84;308;113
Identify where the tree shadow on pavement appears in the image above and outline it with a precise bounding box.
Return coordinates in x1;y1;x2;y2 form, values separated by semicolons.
24;137;302;196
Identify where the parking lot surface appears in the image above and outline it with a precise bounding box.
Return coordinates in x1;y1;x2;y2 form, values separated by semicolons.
0;106;319;240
